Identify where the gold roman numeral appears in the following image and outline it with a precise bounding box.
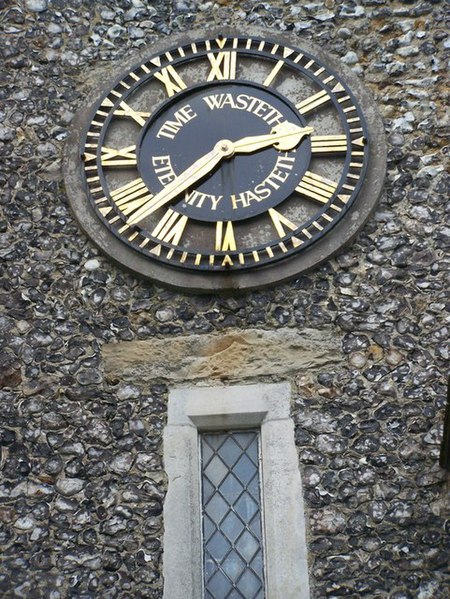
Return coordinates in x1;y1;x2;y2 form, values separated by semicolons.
311;135;367;155
296;90;331;115
100;145;137;167
105;178;153;217
311;135;348;154
207;51;237;80
263;47;295;86
263;60;285;86
153;65;187;97
296;171;337;204
215;221;236;251
151;208;188;245
102;98;150;126
268;208;298;238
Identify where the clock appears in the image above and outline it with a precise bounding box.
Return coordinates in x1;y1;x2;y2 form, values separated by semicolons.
64;28;386;292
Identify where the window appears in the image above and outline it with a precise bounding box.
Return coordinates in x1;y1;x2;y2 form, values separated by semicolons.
163;383;310;599
201;430;265;598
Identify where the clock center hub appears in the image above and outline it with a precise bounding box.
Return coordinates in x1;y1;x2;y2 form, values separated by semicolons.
216;139;235;157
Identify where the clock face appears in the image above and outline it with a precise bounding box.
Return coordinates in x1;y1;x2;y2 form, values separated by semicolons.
66;31;385;291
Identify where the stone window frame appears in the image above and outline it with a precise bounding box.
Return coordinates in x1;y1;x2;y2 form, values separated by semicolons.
163;382;310;599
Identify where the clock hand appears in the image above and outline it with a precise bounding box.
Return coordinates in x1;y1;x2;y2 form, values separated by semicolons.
127;140;233;225
233;122;314;153
127;122;313;226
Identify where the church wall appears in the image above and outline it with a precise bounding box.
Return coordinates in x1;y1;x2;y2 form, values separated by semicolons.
0;1;448;598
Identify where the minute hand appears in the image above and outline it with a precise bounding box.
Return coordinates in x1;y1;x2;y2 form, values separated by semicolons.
233;122;314;154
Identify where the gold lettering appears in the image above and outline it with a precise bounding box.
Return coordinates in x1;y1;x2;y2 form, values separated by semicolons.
231;190;263;209
152;155;176;185
185;190;207;208
185;190;223;210
157;104;197;139
265;168;290;190
210;195;223;210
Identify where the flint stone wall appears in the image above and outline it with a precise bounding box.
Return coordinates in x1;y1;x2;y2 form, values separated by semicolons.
0;1;449;598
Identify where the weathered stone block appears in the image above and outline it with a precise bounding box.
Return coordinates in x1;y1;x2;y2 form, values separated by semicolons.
102;327;342;383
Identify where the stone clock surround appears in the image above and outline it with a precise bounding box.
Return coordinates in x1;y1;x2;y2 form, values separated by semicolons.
63;26;387;293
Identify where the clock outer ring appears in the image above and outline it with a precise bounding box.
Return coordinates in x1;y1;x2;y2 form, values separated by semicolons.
63;27;386;294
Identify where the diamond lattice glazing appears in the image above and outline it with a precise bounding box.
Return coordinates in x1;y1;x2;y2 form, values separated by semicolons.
200;431;265;599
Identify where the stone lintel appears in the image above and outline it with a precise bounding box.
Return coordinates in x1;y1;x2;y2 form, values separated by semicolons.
102;327;341;383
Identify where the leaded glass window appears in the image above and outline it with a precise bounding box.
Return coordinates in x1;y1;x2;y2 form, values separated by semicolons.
200;430;265;599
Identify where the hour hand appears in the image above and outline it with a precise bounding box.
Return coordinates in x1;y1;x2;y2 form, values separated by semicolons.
233;122;314;154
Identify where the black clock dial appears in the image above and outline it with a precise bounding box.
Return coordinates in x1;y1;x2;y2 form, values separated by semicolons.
138;81;311;223
80;34;371;273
